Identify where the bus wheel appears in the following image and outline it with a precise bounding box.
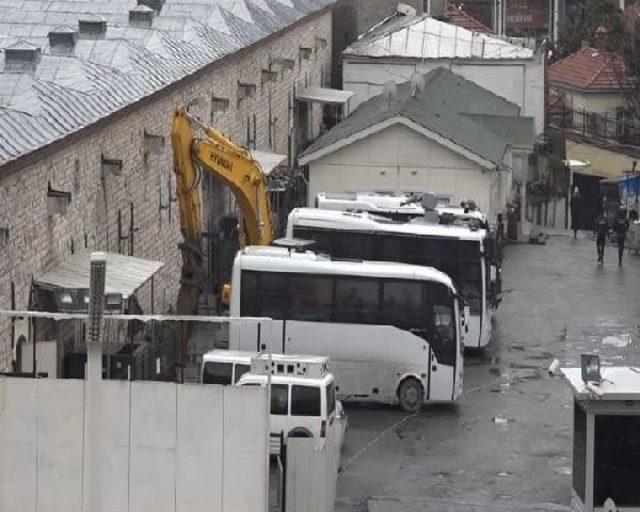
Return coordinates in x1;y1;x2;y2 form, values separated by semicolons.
398;378;423;413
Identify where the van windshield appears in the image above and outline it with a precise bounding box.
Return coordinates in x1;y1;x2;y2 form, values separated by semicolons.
234;364;250;383
202;362;233;385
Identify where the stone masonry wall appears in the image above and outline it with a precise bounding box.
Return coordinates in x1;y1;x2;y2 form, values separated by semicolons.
0;9;332;371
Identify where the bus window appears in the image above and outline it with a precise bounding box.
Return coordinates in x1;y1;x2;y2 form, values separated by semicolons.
333;232;363;259
259;273;287;319
458;261;482;314
291;385;321;416
288;275;333;322
294;227;332;254
271;384;289;415
334;278;380;324
233;364;251;383
382;280;426;329
240;272;259;316
203;362;233;385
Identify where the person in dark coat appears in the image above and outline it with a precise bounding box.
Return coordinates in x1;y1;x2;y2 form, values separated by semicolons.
613;209;629;265
594;212;608;264
570;187;582;239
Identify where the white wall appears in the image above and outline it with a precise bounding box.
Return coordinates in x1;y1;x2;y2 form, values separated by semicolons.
307;123;507;219
0;377;269;512
343;56;545;135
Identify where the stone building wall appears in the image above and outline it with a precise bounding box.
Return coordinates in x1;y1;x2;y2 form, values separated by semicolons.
0;8;333;370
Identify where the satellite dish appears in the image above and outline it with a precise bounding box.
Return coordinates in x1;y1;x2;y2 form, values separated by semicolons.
604;498;618;512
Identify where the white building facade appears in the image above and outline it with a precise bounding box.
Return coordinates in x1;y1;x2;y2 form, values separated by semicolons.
342;11;545;135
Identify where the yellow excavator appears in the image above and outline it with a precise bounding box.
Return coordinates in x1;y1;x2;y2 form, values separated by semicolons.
170;104;274;381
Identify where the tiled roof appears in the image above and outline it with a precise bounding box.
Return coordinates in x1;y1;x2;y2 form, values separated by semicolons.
446;3;492;34
548;47;627;92
301;67;535;167
344;10;532;60
0;0;334;168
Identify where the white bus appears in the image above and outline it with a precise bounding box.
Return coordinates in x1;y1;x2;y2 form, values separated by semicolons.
286;208;496;349
228;246;463;411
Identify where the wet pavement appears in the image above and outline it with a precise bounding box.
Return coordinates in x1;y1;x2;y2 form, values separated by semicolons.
336;233;640;512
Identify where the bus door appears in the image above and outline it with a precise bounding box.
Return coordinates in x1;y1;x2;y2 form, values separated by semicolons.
236;271;287;353
428;284;459;401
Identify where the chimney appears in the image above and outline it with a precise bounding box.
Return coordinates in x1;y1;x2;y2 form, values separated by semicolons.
129;5;155;28
47;26;78;54
78;18;107;39
137;0;165;14
3;41;41;73
594;25;608;51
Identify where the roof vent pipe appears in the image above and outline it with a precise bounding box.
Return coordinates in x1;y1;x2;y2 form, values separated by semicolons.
129;5;155;28
137;0;165;14
382;81;398;108
3;41;41;73
78;19;107;39
47;27;78;54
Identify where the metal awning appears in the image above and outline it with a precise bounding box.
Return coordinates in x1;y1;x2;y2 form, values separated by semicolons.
252;150;287;176
295;87;354;105
34;251;165;299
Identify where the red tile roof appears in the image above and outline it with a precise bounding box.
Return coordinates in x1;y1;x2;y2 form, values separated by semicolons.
446;3;493;34
548;47;628;92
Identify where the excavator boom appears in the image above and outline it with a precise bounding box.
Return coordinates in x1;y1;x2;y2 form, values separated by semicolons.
170;104;274;380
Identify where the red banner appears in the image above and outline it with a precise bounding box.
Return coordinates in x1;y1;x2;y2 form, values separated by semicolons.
506;0;548;32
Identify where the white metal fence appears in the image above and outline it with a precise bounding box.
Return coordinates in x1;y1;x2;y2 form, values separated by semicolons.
0;377;269;512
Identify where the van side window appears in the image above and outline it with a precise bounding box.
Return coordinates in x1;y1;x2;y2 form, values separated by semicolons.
291;385;321;416
202;362;233;385
271;384;289;415
234;364;251;383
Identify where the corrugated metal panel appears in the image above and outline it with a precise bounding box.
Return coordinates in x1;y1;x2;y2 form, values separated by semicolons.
345;12;533;60
0;0;335;168
34;250;165;298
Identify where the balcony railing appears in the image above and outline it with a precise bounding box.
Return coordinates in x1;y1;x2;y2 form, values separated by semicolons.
549;106;640;147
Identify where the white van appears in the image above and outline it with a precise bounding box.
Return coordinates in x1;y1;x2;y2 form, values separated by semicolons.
237;354;347;451
200;350;253;385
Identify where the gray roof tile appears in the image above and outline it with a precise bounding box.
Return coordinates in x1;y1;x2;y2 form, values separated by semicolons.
301;67;535;167
0;0;334;168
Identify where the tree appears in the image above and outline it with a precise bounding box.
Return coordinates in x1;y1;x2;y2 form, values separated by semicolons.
555;0;624;60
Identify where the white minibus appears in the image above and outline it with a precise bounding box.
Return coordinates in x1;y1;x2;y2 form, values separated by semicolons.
228;246;463;411
287;208;495;348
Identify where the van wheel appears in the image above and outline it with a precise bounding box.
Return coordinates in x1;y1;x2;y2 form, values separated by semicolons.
397;378;423;413
287;427;313;438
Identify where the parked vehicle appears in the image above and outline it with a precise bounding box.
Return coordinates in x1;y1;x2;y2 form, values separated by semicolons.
228;246;464;411
287;207;497;348
200;350;253;385
237;354;347;453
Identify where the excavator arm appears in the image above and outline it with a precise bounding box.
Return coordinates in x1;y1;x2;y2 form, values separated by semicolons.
170;104;274;380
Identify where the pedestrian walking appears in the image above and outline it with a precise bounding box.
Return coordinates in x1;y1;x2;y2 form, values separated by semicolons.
570;187;582;239
613;209;629;265
595;212;608;264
